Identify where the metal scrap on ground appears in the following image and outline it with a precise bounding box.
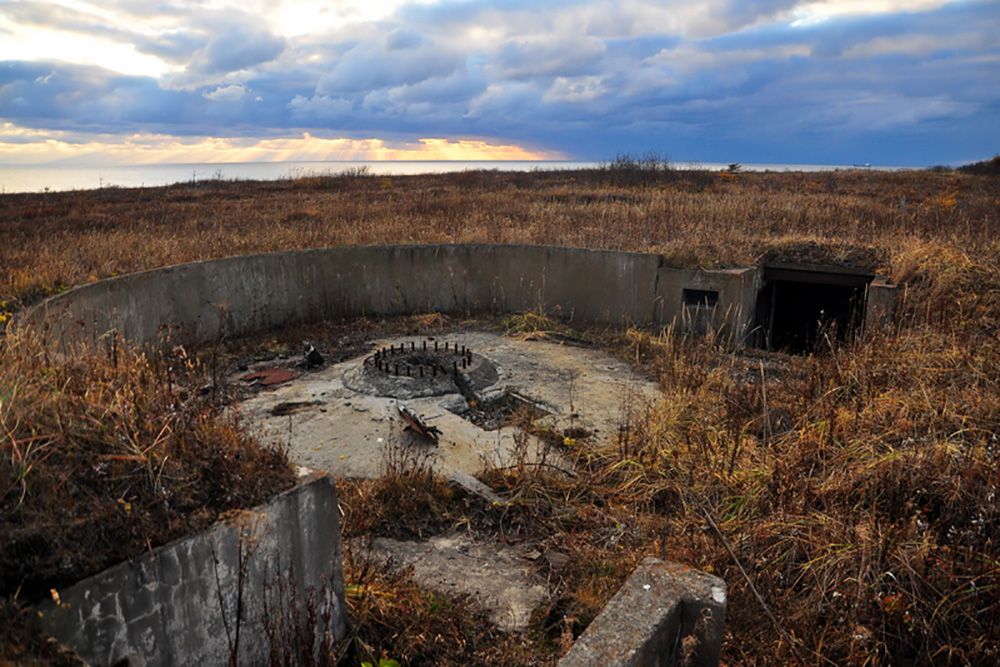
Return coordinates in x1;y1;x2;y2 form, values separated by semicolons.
241;368;301;386
398;403;442;443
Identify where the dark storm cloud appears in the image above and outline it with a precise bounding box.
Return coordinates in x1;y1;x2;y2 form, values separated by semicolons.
493;36;606;79
0;60;297;136
384;72;488;105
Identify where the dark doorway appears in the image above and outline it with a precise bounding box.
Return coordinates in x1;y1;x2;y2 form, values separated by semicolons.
754;267;871;353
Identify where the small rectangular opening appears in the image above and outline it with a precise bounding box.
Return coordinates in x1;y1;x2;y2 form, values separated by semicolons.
683;289;719;308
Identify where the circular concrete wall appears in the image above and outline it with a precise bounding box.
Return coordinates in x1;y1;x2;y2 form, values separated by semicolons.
23;244;666;349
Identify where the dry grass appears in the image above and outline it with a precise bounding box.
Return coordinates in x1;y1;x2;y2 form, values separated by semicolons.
2;168;997;317
0;330;294;600
2;166;999;664
593;325;999;665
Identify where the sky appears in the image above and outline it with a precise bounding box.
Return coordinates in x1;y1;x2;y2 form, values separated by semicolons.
0;0;997;166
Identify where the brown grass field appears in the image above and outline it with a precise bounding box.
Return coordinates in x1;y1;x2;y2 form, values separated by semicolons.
1;162;999;664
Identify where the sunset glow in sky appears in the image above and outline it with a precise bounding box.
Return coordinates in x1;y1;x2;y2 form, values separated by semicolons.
1;0;997;166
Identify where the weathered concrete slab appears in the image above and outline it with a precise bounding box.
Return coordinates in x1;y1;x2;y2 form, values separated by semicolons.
865;277;897;331
362;533;548;632
558;557;727;667
32;473;345;667
237;331;661;480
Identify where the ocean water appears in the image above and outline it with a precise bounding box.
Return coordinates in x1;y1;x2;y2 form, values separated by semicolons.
0;160;910;194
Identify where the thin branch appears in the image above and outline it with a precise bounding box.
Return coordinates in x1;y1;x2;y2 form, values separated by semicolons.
696;499;823;667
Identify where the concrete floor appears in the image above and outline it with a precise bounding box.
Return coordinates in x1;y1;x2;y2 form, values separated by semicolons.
238;330;660;481
236;330;662;631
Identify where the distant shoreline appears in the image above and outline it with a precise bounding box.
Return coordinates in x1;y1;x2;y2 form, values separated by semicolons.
0;159;917;194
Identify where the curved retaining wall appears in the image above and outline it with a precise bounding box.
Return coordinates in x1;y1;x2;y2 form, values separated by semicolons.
23;243;757;349
22;244;740;665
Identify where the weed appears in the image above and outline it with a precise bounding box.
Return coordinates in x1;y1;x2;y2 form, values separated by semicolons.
596;150;674;187
503;306;558;336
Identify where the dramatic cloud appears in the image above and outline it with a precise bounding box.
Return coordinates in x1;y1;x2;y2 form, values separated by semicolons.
494;36;607;79
188;23;286;76
0;0;997;165
316;32;465;94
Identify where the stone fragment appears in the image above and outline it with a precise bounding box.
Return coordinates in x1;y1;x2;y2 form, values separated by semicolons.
303;342;324;368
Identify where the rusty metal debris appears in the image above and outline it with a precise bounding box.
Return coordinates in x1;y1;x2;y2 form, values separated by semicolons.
345;337;499;402
241;368;301;387
398;403;442;443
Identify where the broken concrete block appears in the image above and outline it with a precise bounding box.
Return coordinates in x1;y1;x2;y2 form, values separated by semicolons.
558;557;726;667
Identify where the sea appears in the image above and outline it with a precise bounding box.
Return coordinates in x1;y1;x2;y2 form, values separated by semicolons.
0;160;912;195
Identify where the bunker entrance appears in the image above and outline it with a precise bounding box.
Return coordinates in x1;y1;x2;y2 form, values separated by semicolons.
754;267;872;353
